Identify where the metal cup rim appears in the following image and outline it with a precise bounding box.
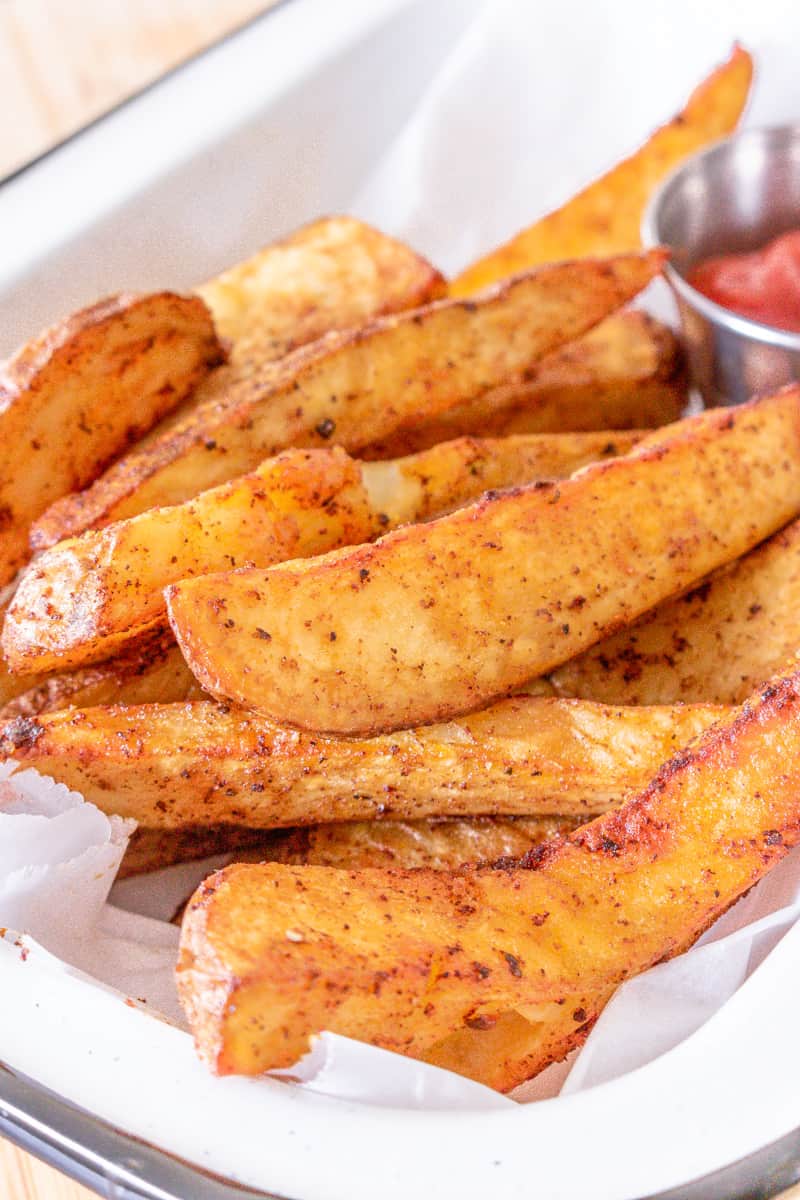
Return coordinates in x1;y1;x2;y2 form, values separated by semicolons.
642;123;800;352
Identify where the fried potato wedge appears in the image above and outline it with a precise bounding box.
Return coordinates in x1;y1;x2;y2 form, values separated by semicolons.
78;218;446;466
167;386;800;734
257;815;583;871
196;215;445;344
5;431;641;673
363;429;642;527
551;515;800;705
424;990;612;1093
32;252;664;546
0;600;52;710
362;312;686;457
117;815;579;881
118;825;274;881
0;292;223;585
451;46;752;294
5;449;377;672
0;696;723;826
176;662;800;1074
0;631;203;721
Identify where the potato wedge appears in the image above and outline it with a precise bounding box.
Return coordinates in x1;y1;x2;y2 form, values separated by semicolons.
0;696;723;827
0;630;203;721
451;46;752;294
0;600;52;710
258;815;583;871
362;312;686;457
0;292;223;586
176;662;800;1074
196;215;445;344
31;252;665;546
167;386;800;734
5;449;376;672
77;218;446;466
551;515;800;705
424;991;612;1093
363;429;642;527
5;432;641;673
117;815;580;882
118;825;275;880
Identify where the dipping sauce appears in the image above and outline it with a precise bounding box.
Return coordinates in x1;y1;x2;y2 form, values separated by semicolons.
688;229;800;333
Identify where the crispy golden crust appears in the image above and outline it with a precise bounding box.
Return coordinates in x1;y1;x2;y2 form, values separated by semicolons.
4;432;641;674
551;516;800;705
167;387;800;734
0;292;223;585
196;215;445;343
362;313;686;457
424;990;613;1092
31;252;664;545
118;825;275;880
451;46;752;293
30;218;444;553
0;696;724;827
258;815;583;871
4;449;377;673
176;664;800;1074
363;429;643;526
0;630;203;721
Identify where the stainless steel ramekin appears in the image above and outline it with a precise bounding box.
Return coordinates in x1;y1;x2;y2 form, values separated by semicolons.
644;124;800;407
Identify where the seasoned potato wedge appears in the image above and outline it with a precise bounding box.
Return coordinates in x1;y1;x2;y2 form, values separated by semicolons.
425;991;613;1093
551;515;800;705
77;218;446;468
0;696;723;827
5;432;640;672
362;312;685;457
176;663;800;1074
32;252;664;546
118;815;579;881
196;215;445;344
363;429;642;527
451;46;752;294
250;815;582;871
0;631;203;721
118;824;275;880
0;600;52;710
5;449;376;672
167;387;800;734
0;292;223;585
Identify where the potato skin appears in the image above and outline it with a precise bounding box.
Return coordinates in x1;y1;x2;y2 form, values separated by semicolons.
177;664;800;1075
32;252;664;545
0;291;223;585
450;46;752;293
362;312;685;457
0;696;723;828
551;515;800;705
167;386;800;734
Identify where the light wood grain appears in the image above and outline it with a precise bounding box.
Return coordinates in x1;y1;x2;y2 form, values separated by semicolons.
0;1138;95;1199
0;0;271;178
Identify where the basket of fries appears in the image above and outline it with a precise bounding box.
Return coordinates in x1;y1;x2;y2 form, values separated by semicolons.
1;2;800;1196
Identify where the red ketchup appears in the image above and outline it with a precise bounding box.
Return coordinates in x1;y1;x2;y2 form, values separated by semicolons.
687;230;800;333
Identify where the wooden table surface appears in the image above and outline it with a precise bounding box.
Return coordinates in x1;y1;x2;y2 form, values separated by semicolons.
1;4;799;1198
